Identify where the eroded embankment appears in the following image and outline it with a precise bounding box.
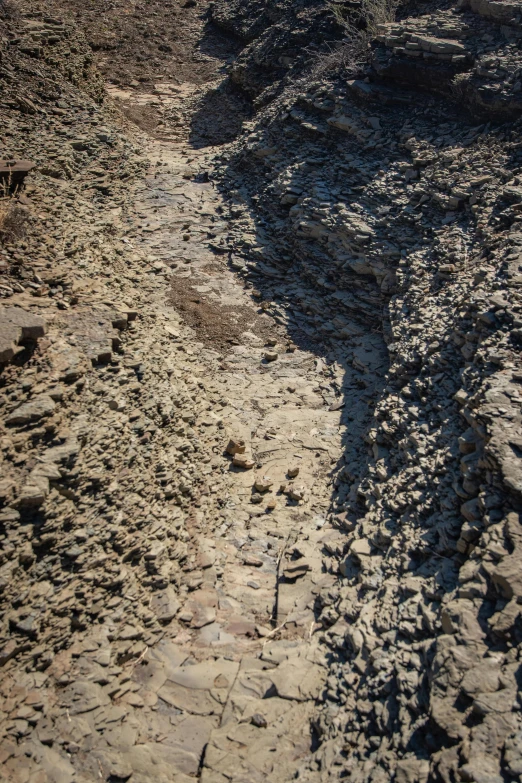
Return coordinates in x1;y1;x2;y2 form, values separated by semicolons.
1;1;522;782
204;1;522;781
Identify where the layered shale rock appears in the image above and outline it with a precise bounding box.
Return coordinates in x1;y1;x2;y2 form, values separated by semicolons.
2;0;522;781
208;0;522;780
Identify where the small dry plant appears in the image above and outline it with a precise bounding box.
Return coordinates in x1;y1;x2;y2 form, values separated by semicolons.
360;0;400;30
314;0;400;76
0;178;30;243
0;199;30;242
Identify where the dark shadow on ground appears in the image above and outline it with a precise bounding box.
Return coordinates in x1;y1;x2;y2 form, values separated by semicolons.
188;79;253;148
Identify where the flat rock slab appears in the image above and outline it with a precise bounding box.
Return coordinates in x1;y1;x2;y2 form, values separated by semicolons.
61;680;111;714
63;308;125;363
0;306;46;362
158;658;239;715
6;394;56;426
269;656;326;701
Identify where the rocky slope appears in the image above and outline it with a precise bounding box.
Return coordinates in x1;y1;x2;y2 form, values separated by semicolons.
1;0;522;782
207;0;522;781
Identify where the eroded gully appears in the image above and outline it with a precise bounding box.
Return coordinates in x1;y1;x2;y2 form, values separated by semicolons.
100;79;388;781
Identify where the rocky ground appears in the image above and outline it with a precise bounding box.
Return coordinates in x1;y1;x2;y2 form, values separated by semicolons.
1;0;522;782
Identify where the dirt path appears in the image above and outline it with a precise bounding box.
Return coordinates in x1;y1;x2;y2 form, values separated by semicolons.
0;10;383;773
124;137;339;779
49;0;392;760
108;130;381;780
0;3;390;779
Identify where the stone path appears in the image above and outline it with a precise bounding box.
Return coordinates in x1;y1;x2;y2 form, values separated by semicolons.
118;138;348;781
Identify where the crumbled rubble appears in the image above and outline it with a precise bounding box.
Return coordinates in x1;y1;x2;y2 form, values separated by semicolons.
210;0;346;105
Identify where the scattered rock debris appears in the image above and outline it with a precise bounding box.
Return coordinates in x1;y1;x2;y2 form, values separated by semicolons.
1;0;522;781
